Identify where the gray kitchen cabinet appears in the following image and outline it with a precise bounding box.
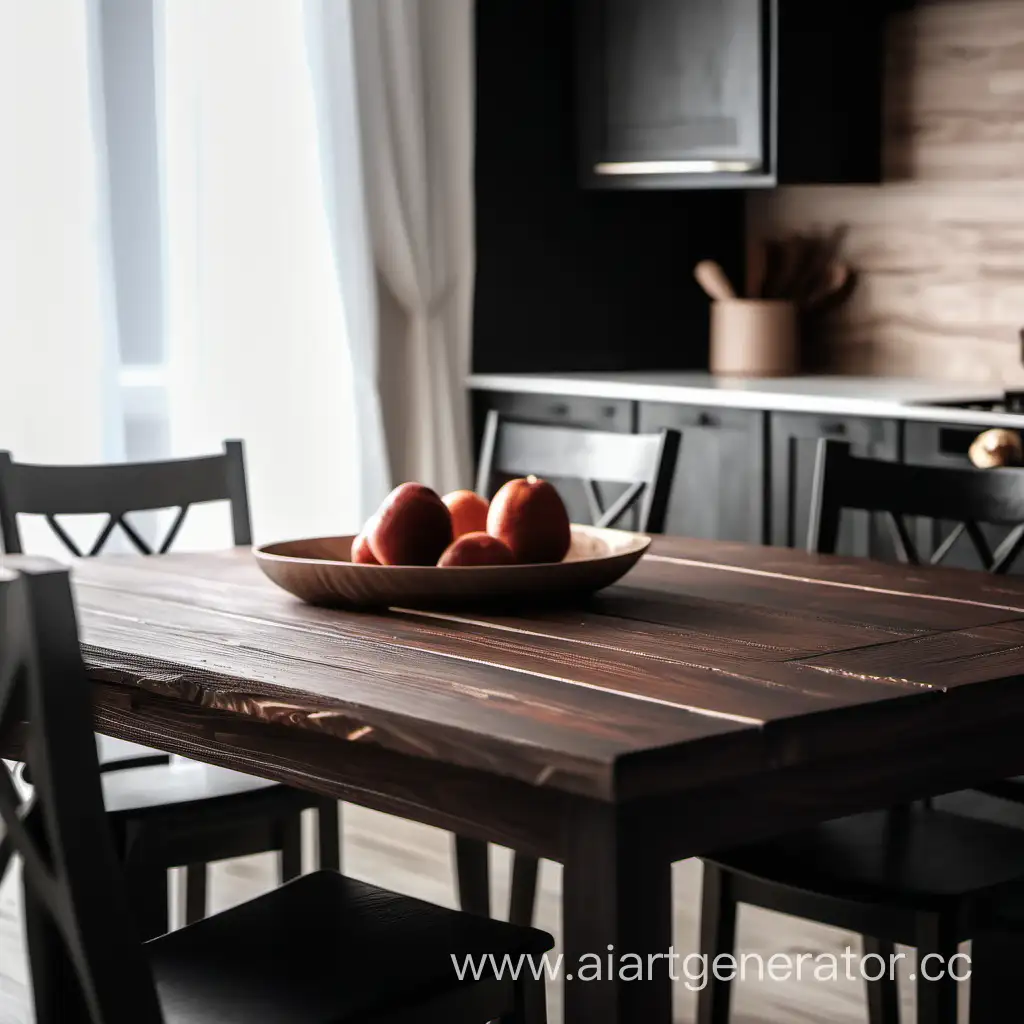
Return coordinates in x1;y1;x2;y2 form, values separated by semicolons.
770;412;901;558
471;390;636;527
638;402;767;543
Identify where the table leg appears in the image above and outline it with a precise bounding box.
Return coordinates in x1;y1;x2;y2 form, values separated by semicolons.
454;834;491;917
562;803;673;1024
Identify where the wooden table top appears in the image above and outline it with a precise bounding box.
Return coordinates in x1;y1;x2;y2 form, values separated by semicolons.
60;536;1024;803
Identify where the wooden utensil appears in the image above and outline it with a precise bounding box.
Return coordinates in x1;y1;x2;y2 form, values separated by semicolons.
766;225;850;303
746;239;767;299
804;262;850;309
694;260;738;301
790;232;834;302
762;237;803;299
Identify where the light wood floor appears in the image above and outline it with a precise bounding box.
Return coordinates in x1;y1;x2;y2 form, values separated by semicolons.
1;803;956;1023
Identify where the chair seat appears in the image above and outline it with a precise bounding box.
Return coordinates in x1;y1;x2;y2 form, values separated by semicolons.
101;759;282;815
149;869;553;1024
706;805;1024;910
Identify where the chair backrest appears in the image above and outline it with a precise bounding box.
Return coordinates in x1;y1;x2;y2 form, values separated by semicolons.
475;410;681;533
807;438;1024;573
0;566;164;1023
0;439;252;556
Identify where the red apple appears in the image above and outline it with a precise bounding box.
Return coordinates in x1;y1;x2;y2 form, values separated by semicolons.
437;531;516;567
486;475;570;564
368;483;453;566
350;524;379;564
442;489;490;538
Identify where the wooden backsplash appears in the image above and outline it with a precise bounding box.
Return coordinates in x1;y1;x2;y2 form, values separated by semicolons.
748;0;1024;383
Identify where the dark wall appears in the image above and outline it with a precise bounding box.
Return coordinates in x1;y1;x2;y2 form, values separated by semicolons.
472;0;745;374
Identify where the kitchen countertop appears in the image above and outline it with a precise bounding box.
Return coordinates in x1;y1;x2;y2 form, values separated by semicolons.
468;371;1024;427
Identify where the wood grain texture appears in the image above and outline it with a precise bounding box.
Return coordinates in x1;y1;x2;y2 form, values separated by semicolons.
748;0;1024;383
5;537;1024;808
10;541;1024;1024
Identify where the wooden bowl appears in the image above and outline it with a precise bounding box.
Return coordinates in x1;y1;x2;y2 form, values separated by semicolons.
253;524;650;610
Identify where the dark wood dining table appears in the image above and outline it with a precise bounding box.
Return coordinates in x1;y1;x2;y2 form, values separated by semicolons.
8;534;1024;1024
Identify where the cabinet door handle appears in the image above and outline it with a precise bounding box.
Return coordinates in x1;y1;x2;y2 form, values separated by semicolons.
821;421;847;436
601;405;618;419
549;402;569;417
697;412;718;427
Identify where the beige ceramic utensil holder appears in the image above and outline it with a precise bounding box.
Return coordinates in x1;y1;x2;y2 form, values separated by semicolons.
710;299;798;377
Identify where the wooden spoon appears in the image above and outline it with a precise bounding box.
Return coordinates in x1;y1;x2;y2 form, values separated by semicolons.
804;262;850;309
763;237;804;299
746;238;767;299
787;232;829;302
694;260;738;301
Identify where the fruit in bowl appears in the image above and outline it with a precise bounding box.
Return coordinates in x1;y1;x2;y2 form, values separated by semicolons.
367;483;453;566
442;489;489;538
437;531;516;567
350;517;380;564
351;476;571;567
487;475;571;564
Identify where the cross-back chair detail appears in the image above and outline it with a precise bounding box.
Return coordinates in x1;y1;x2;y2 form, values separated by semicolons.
0;440;252;557
808;438;1024;574
0;567;164;1023
475;410;681;533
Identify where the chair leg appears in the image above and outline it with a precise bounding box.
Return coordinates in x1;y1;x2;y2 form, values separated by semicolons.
862;936;899;1024
184;864;208;925
509;853;540;926
501;974;548;1024
22;872;92;1024
453;834;491;917
279;815;303;882
915;914;959;1024
123;863;170;940
316;798;341;871
696;862;737;1024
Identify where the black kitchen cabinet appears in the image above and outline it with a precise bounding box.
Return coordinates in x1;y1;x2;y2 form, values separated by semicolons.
770;413;901;558
639;402;767;543
903;420;1024;572
576;0;887;189
471;391;636;527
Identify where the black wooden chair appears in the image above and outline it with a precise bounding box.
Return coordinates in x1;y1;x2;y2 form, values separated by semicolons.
0;440;339;938
0;564;554;1024
695;438;1024;1024
454;410;681;924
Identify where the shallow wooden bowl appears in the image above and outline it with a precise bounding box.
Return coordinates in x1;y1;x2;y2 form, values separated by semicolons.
253;524;650;610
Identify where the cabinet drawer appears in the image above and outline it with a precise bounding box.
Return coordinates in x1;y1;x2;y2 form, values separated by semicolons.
639;403;761;433
480;392;633;433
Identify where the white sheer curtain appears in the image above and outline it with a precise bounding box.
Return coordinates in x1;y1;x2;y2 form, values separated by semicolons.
160;0;374;547
0;0;123;466
352;0;475;495
0;0;124;560
306;0;392;516
2;0;475;558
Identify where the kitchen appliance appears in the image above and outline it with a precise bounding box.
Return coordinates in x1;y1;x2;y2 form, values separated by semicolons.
927;391;1024;414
